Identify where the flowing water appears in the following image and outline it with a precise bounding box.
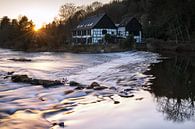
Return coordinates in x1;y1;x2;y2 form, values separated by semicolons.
0;49;194;129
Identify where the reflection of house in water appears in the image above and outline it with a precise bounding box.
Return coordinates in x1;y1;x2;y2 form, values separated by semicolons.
72;13;117;44
72;13;142;44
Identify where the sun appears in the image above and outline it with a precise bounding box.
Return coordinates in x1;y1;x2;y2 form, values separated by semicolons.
33;26;40;32
33;25;42;32
33;23;43;32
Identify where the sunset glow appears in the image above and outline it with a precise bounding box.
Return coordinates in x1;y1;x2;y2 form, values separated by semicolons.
33;26;40;32
0;0;111;25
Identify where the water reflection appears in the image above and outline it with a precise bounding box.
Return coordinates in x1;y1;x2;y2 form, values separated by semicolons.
147;53;195;122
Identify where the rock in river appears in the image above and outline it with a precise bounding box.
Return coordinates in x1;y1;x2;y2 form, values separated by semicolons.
8;58;32;62
69;81;82;86
119;91;135;98
64;90;74;95
93;86;108;90
87;82;100;89
11;75;31;82
11;74;63;88
87;82;108;90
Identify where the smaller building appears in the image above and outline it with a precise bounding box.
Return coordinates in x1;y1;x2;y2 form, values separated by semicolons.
72;13;117;44
118;17;142;43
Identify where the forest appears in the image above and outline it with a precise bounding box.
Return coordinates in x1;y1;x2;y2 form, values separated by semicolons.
0;0;195;51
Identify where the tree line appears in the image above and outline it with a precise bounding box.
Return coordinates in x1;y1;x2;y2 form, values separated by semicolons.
55;0;195;42
0;16;35;50
0;0;195;51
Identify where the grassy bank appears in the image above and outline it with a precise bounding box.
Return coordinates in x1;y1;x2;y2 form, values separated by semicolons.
145;39;195;53
0;37;134;53
1;43;131;53
2;38;195;53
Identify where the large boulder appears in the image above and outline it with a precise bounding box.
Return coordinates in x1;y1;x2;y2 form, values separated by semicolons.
11;74;63;88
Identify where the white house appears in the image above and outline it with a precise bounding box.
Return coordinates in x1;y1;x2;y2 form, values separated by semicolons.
72;13;117;44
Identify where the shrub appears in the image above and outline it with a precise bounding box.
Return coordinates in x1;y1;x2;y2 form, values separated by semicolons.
119;34;135;49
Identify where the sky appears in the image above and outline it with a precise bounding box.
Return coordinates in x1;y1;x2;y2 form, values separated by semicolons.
0;0;110;29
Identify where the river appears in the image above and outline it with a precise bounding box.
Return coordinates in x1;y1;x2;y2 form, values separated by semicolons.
0;49;194;129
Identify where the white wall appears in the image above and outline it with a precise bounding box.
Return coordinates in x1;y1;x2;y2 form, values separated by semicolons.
118;27;129;38
134;31;142;43
91;28;117;44
117;27;142;43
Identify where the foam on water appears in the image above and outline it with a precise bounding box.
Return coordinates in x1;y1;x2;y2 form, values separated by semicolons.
69;51;159;89
0;49;160;128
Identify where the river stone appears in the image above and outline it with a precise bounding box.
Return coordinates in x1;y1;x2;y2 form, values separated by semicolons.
11;75;31;82
124;88;134;92
11;74;63;87
69;81;81;86
9;58;32;62
91;82;100;87
36;80;63;88
64;90;74;95
135;97;144;101
59;122;65;127
109;87;117;90
87;82;100;89
114;101;120;104
74;86;85;90
119;94;134;98
7;71;14;75
93;86;108;90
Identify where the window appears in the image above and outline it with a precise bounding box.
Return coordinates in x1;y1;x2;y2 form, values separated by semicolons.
87;30;91;35
82;30;86;35
102;30;107;35
78;31;81;36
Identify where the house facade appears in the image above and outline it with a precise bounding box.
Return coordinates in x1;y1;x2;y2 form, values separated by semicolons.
118;17;142;43
72;13;117;44
72;14;142;44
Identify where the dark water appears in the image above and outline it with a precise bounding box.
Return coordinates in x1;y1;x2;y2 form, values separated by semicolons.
147;52;195;123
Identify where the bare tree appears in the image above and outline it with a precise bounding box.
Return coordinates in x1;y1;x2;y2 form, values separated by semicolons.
58;3;77;21
91;1;103;11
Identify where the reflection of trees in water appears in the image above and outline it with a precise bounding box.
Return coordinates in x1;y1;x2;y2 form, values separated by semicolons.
156;97;194;122
148;54;195;122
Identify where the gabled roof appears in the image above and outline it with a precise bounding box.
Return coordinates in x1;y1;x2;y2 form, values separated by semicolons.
119;17;135;27
75;13;106;30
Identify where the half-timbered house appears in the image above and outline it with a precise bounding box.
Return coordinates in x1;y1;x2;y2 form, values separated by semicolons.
118;17;142;43
72;13;117;44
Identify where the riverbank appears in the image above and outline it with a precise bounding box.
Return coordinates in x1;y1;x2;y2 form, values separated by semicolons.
145;39;195;52
0;43;130;53
1;39;195;54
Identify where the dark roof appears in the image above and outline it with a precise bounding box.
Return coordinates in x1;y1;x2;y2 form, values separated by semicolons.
75;13;106;30
119;17;135;27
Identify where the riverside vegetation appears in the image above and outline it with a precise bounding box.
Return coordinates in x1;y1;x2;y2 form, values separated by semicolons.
0;0;195;52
